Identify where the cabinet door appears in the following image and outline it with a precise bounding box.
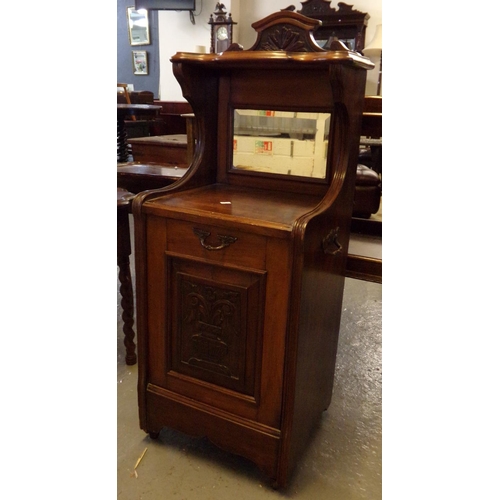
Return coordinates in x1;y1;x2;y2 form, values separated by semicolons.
145;216;291;428
167;255;266;398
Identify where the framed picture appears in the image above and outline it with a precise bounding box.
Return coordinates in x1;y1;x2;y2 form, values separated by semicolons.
127;7;150;46
132;50;148;75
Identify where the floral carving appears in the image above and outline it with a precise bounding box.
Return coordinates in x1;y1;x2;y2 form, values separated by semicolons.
181;281;240;377
262;26;306;52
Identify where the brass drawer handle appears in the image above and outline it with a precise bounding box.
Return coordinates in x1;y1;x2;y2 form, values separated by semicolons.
322;227;342;255
193;228;238;251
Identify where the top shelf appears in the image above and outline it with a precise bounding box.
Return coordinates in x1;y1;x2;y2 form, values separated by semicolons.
171;9;373;71
170;49;373;70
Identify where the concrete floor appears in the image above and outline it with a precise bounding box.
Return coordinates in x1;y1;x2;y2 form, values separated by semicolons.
117;225;382;499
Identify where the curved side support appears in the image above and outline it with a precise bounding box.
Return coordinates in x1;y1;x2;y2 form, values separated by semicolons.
171;61;220;187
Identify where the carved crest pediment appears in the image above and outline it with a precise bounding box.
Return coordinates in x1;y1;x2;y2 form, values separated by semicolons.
299;1;365;17
249;10;323;52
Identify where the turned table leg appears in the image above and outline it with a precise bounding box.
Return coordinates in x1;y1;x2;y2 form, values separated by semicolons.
117;190;137;365
117;116;130;163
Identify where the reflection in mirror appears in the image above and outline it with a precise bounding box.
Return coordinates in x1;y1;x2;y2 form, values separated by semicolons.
232;110;330;179
127;7;150;46
316;36;355;50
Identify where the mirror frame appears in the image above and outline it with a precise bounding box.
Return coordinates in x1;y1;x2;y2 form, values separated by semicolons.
127;7;150;46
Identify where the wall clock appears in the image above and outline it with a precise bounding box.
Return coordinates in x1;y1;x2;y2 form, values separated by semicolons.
208;3;236;53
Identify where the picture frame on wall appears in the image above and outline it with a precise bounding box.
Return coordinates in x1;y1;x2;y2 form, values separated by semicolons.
127;7;150;46
132;50;148;75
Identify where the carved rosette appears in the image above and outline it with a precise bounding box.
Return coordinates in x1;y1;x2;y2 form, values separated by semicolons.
261;26;307;52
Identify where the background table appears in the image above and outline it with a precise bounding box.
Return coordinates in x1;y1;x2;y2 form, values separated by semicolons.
117;103;162;163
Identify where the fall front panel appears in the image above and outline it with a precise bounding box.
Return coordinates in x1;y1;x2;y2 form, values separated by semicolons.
164;254;267;406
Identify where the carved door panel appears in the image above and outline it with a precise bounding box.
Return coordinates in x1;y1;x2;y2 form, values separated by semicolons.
153;253;268;421
169;255;266;394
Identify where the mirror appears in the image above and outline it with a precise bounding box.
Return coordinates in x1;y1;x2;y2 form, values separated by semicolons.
232;110;331;179
127;7;150;46
325;36;356;51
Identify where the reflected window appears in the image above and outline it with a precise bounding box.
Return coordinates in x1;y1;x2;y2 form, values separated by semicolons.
232;110;330;179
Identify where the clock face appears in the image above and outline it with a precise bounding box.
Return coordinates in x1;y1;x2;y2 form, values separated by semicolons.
216;26;228;41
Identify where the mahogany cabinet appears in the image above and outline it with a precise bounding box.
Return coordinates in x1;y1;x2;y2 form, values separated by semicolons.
132;10;373;489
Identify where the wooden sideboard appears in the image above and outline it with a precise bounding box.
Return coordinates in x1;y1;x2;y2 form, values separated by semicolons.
127;134;189;165
132;10;373;489
149;101;193;137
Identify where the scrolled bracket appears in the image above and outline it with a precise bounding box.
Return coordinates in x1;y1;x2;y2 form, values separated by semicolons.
322;227;342;255
193;228;238;251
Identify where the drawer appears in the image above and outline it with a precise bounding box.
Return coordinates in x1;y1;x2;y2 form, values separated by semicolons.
166;219;267;270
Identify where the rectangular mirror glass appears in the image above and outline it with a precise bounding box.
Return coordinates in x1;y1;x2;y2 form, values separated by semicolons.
127;7;150;46
232;110;330;179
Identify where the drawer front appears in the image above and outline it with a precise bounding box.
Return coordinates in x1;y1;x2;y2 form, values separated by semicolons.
166;219;267;270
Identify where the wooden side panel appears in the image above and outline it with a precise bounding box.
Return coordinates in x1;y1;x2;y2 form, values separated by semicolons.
145;216;169;390
277;64;369;487
257;237;291;426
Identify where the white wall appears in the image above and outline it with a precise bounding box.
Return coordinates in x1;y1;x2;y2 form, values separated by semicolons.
157;0;216;100
158;0;382;101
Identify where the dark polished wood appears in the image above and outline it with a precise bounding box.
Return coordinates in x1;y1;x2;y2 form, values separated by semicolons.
345;253;381;283
117;167;188;366
150;100;193;136
117;104;162;162
361;95;382;139
117;108;190;363
117;163;188;193
346;94;382;282
117;90;154;106
128;134;188;165
361;96;382;183
117;188;137;365
132;10;372;489
182;113;195;165
297;1;370;52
